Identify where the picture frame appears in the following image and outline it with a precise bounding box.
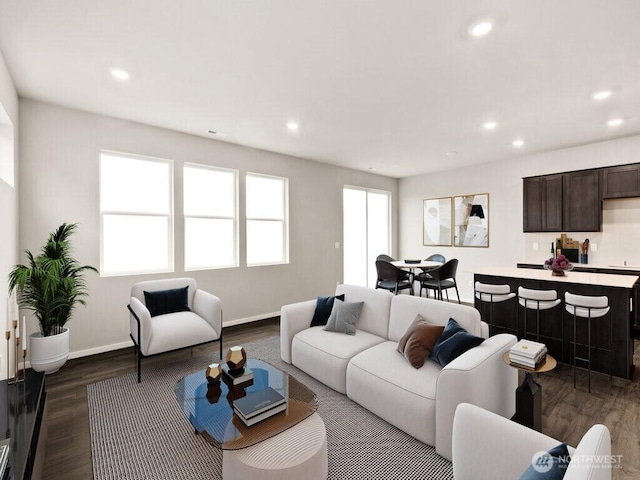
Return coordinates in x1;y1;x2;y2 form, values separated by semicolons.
423;197;452;246
454;193;489;247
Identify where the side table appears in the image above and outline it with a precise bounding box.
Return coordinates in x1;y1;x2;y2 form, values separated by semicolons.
502;352;557;432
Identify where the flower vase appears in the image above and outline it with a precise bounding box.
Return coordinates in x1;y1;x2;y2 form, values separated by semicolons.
552;270;565;276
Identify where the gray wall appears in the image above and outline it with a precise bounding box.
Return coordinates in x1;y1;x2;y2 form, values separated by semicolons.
399;134;640;303
19;99;398;357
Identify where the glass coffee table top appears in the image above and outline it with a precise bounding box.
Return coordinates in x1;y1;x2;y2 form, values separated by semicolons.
174;359;318;450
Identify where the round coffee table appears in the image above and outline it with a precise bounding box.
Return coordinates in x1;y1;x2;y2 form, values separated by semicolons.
502;351;557;432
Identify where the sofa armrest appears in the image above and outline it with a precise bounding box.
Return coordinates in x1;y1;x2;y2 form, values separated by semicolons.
129;297;152;354
453;403;568;480
434;333;518;460
280;299;316;363
192;289;223;337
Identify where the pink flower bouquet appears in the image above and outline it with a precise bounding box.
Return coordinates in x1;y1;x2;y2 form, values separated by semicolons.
544;254;573;276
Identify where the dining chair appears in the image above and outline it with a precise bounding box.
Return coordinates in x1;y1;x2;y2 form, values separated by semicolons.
419;259;460;303
415;254;446;284
375;260;413;295
376;254;396;262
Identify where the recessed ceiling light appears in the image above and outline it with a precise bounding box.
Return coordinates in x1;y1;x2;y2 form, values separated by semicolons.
446;151;458;156
607;118;623;127
512;139;525;147
286;121;299;131
110;68;130;80
591;90;612;101
469;20;494;37
207;130;227;136
483;121;498;130
367;167;377;171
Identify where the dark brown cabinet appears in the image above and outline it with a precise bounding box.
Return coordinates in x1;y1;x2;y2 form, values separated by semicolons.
601;164;640;199
523;170;600;232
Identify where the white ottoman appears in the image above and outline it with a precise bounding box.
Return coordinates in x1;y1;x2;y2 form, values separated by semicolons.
222;412;328;480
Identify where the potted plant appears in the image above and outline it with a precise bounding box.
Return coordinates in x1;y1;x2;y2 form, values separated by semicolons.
8;223;97;373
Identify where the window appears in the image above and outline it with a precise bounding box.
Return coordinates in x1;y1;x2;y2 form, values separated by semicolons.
100;152;173;276
343;186;391;288
184;164;238;270
246;173;289;266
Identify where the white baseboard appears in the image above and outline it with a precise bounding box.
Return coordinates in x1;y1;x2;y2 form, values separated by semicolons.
222;311;280;327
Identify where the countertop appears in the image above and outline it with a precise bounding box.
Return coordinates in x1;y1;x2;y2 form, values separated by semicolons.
476;267;638;289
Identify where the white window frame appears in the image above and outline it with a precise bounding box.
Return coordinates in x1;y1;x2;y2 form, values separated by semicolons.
183;163;239;271
245;172;289;267
99;150;174;277
343;185;392;288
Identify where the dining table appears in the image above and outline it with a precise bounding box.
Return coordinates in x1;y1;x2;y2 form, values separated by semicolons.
391;260;443;295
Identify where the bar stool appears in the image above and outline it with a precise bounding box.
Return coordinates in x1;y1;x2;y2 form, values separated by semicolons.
518;287;562;352
474;282;516;335
565;292;612;393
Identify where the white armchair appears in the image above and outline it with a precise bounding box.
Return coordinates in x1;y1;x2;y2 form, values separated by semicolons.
453;403;612;480
128;278;222;382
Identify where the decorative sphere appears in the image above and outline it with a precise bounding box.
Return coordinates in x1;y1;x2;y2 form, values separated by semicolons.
205;362;222;384
226;346;247;373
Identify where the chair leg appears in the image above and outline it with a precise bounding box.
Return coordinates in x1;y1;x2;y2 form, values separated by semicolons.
137;346;142;383
454;283;461;304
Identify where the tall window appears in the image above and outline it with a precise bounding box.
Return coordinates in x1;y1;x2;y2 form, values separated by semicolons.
100;152;173;276
343;186;391;288
184;164;238;270
246;173;289;266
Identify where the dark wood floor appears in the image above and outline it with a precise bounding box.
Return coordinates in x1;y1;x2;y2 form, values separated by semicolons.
42;319;639;479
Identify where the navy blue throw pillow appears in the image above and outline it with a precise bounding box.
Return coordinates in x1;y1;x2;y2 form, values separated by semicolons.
429;318;484;366
144;286;191;317
519;443;570;479
310;294;345;327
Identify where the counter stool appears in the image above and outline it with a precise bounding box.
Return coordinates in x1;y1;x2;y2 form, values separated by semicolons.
565;292;612;393
518;287;562;356
474;282;516;335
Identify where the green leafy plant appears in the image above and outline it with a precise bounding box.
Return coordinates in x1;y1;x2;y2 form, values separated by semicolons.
8;223;98;337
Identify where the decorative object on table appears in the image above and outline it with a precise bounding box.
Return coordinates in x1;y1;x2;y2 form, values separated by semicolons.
222;363;254;386
226;345;247;374
4;291;25;384
8;223;98;374
554;233;580;262
423;197;453;246
206;382;223;404
453;193;489;247
205;362;222;384
544;254;573;276
509;339;547;370
581;238;589;264
233;386;288;427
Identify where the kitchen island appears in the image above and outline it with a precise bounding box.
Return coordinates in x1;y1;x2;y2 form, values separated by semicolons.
474;267;637;380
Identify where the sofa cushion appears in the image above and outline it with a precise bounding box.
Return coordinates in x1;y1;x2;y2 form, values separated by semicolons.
388;294;482;343
324;300;364;335
145;311;217;355
397;315;444;368
310;294;345;327
335;284;393;339
519;443;570;479
430;318;484;367
347;341;441;445
292;327;386;394
143;286;191;317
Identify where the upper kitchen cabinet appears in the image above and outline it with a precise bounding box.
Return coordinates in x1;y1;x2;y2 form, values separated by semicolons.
523;174;563;232
563;170;601;232
523;170;600;232
601;164;640;199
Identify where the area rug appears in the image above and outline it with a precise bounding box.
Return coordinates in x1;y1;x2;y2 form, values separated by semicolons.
88;336;453;480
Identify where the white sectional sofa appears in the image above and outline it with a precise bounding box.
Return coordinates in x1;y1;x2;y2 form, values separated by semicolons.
280;284;518;461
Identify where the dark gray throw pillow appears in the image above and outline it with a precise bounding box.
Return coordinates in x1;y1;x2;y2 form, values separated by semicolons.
144;286;191;317
429;318;484;367
310;294;345;327
519;443;570;479
324;300;364;335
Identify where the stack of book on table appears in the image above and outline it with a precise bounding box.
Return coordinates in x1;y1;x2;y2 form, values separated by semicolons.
509;339;547;369
233;387;288;427
222;364;254;386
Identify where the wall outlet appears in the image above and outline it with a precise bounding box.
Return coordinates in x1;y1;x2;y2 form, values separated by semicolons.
334;241;340;249
533;242;539;251
591;243;598;252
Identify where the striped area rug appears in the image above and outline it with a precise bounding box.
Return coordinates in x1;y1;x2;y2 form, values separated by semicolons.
88;336;453;480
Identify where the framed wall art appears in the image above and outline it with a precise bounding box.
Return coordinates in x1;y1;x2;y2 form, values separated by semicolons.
423;197;452;246
454;193;489;247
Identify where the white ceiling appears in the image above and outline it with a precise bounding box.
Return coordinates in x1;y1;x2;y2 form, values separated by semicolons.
1;0;639;178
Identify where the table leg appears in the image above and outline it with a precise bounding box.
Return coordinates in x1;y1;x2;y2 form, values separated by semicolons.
515;372;542;431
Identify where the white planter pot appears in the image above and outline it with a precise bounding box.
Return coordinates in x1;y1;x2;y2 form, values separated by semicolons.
29;328;70;374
